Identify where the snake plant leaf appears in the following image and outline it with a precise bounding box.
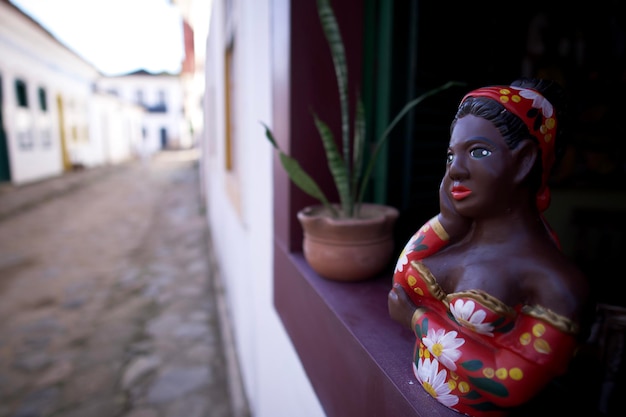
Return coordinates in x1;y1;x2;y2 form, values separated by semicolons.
313;114;351;216
278;153;338;216
261;121;338;217
261;121;279;149
351;96;366;207
317;0;351;198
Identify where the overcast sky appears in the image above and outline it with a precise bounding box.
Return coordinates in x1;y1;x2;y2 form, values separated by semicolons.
10;0;185;75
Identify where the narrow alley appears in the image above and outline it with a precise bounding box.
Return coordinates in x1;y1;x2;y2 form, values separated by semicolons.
0;150;242;417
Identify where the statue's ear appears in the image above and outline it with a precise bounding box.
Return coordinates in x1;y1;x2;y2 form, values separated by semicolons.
512;139;538;185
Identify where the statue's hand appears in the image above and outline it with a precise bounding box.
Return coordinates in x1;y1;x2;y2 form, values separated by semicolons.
438;178;471;241
388;283;417;331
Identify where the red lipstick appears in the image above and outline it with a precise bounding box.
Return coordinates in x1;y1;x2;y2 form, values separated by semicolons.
451;185;472;200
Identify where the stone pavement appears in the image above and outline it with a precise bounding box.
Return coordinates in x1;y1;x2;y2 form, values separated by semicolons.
0;150;248;417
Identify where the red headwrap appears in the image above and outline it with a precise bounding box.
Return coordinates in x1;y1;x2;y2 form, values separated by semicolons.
461;86;557;212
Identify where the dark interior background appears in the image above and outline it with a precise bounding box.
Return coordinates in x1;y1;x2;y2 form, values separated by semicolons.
364;0;626;311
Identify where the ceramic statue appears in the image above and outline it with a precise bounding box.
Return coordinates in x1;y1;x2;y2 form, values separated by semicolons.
388;78;590;417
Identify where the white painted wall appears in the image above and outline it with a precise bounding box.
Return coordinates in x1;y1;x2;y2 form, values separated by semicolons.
97;74;188;153
0;0;99;184
201;1;325;416
90;93;145;165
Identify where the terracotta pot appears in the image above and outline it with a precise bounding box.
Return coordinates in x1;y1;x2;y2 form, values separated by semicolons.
297;203;399;282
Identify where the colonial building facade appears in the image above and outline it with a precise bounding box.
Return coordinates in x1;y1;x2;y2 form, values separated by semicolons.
0;0;186;186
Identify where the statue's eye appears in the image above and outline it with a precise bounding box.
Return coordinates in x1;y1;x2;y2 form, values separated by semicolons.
470;148;491;159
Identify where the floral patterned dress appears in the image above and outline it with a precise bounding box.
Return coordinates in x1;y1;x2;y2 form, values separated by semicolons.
393;217;580;417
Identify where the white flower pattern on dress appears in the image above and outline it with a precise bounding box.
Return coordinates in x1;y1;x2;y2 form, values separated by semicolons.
415;358;459;407
450;299;495;337
422;328;464;371
394;233;418;273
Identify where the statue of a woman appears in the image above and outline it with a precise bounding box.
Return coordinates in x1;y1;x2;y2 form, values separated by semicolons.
388;78;590;417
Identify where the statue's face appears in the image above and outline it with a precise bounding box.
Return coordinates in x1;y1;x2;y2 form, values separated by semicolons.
444;115;518;218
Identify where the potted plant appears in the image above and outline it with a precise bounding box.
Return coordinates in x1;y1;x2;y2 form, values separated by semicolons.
262;0;462;281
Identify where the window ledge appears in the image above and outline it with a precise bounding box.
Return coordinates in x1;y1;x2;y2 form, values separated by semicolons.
273;242;461;417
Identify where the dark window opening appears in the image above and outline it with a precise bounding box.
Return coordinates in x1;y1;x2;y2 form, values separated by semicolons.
160;127;167;149
365;1;626;255
38;87;47;112
15;79;28;108
145;103;167;113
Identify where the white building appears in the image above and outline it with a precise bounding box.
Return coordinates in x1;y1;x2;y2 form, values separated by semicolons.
0;0;147;186
90;91;145;165
97;71;188;155
0;0;104;184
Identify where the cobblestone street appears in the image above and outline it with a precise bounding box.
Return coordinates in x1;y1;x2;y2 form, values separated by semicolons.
0;150;243;417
